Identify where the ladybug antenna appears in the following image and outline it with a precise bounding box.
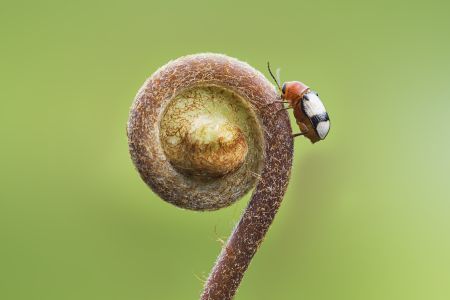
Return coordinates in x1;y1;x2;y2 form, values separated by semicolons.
267;62;282;92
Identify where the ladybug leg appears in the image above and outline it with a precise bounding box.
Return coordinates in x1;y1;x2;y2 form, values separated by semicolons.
276;107;292;114
292;122;309;138
262;100;289;107
292;132;306;138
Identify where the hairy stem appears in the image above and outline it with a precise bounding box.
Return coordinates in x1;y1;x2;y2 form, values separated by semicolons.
201;104;293;299
127;53;293;299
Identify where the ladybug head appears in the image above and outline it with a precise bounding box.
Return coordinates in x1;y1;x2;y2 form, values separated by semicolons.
281;81;309;101
267;62;308;101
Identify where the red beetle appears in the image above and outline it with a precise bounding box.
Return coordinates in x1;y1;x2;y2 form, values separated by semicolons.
267;63;330;143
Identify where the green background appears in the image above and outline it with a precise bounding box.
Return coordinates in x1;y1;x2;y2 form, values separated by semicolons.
1;0;449;299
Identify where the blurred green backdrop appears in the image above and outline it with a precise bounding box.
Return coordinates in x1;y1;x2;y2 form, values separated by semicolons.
1;0;450;299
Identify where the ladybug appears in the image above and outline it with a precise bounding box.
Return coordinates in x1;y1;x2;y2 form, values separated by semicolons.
267;62;330;143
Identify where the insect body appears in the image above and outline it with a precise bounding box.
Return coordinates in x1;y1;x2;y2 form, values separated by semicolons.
268;63;330;143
